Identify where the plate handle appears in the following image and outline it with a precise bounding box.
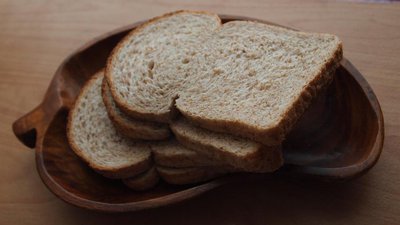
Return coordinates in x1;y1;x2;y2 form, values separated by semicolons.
12;89;63;149
12;105;49;149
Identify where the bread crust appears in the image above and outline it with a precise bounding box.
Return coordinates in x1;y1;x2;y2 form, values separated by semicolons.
101;76;171;140
66;71;152;179
157;166;229;185
123;167;160;191
171;123;283;173
105;10;222;123
95;158;151;179
151;140;228;168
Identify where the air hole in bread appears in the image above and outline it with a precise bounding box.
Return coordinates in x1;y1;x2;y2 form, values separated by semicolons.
148;60;155;70
182;58;189;64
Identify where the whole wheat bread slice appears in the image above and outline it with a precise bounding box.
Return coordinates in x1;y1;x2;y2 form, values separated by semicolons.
67;71;152;179
151;139;228;168
157;166;230;185
101;72;171;140
123;166;160;191
105;10;342;145
106;10;221;123
171;119;283;173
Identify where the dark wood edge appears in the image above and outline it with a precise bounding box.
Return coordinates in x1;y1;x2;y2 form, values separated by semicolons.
12;105;43;148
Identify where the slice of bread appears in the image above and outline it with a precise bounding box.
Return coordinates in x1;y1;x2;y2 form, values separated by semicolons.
157;166;230;185
171;119;283;173
123;167;160;191
67;71;152;179
106;10;221;123
151;139;227;168
105;10;342;145
101;73;171;140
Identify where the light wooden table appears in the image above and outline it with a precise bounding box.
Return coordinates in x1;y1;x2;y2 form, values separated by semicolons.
1;0;399;224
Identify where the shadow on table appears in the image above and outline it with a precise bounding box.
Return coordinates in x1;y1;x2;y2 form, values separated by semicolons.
61;175;370;225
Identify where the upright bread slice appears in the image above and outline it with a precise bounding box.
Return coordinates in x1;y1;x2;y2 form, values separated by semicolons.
67;71;152;179
106;10;221;123
106;10;342;145
171;119;283;173
151;140;227;168
157;166;230;185
101;73;171;140
123;167;160;191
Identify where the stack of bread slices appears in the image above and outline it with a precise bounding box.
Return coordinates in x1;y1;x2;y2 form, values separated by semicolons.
67;10;343;190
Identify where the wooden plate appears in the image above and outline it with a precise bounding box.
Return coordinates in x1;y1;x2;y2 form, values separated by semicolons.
12;15;384;212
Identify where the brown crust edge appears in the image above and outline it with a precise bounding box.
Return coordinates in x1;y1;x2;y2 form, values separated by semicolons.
157;166;228;185
151;141;226;168
101;76;171;140
179;43;343;146
170;122;283;173
105;10;222;123
66;71;152;179
122;167;160;191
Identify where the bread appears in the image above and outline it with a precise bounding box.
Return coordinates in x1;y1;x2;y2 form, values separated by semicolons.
101;72;171;140
151;139;227;168
123;167;160;191
105;10;342;146
157;166;230;185
105;10;221;123
67;71;152;179
171;119;283;173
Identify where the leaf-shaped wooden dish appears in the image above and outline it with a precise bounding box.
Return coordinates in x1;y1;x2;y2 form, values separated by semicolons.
12;15;384;212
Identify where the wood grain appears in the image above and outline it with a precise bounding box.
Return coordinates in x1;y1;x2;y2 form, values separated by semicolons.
1;0;399;224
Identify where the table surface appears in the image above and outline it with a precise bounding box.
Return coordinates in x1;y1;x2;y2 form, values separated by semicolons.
1;0;399;224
